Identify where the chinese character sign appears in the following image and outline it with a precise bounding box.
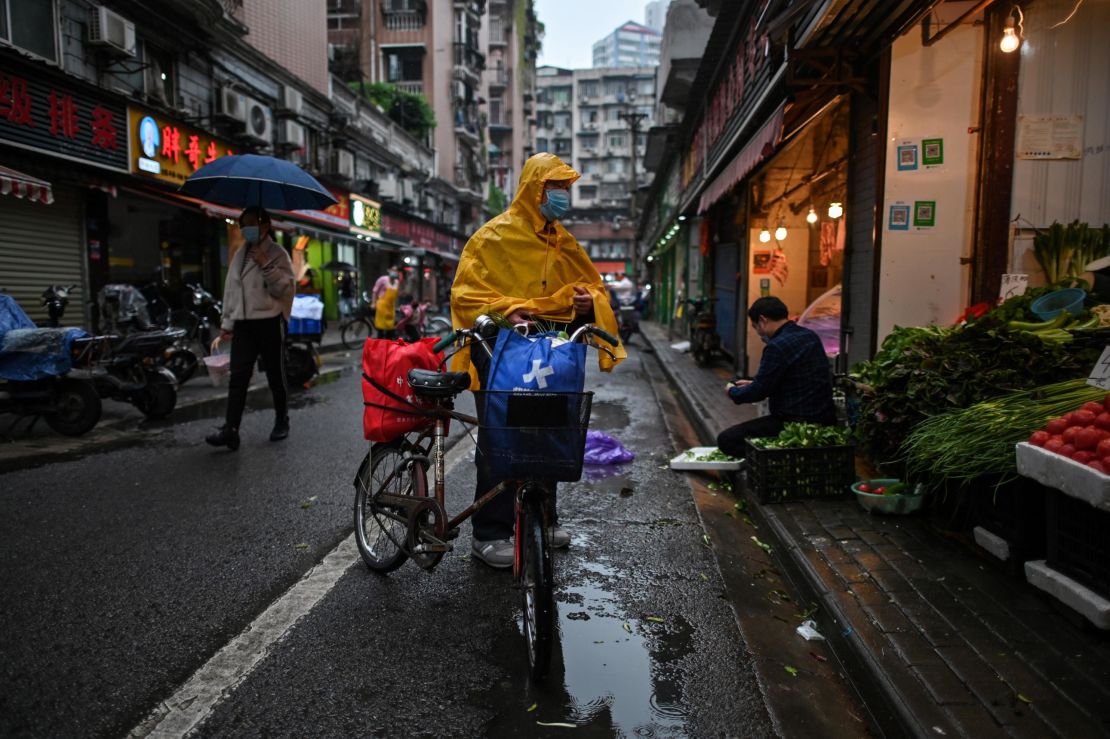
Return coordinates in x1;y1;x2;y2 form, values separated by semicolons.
349;194;382;237
0;64;127;171
129;107;234;185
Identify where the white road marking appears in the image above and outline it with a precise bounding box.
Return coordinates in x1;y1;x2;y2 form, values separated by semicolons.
128;436;476;738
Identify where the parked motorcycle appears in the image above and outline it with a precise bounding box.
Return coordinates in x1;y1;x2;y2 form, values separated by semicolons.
685;297;721;367
98;283;199;386
91;327;184;420
0;294;103;437
41;284;78;328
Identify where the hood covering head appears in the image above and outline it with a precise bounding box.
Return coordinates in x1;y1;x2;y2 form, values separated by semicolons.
511;153;580;233
449;153;624;387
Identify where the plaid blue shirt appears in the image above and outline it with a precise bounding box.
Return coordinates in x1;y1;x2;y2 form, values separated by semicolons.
728;321;835;421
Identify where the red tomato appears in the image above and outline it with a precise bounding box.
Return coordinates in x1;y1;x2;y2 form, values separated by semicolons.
1075;428;1101;451
1073;451;1097;465
1044;438;1066;454
858;483;872;493
1096;413;1110;431
1088;461;1108;475
1060;444;1077;458
1082;402;1105;415
1029;431;1050;447
1104;394;1110;412
1098;438;1110;458
1045;418;1069;435
1073;410;1097;427
874;487;886;495
1063;426;1081;444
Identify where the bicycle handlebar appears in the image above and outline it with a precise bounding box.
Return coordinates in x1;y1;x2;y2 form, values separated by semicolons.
433;331;457;354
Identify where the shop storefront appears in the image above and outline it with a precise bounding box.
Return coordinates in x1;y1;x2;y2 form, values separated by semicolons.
381;209;463;311
0;52;128;325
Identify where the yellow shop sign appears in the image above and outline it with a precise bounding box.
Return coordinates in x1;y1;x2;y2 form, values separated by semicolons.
128;107;236;185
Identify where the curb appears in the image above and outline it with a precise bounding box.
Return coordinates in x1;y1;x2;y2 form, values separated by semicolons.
639;324;921;739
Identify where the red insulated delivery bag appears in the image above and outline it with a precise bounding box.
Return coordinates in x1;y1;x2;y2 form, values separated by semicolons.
361;337;444;441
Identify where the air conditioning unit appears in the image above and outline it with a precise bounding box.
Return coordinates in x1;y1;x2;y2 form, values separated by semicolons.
280;86;304;116
279;120;305;148
332;149;355;179
88;6;136;57
217;87;248;123
243;98;273;143
378;175;398;199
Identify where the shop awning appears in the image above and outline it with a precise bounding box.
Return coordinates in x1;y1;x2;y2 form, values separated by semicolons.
0;165;54;204
697;105;785;215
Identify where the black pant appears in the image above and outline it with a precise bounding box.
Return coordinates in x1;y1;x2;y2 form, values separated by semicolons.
716;412;837;458
226;315;287;428
469;338;558;541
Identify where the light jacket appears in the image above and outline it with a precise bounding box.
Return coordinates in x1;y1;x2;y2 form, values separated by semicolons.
450;152;626;387
220;237;295;331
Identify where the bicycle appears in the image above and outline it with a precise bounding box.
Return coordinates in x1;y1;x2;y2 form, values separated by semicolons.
339;294;375;349
352;315;618;679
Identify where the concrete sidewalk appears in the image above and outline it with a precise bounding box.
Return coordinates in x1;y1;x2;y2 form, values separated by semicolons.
639;321;1110;738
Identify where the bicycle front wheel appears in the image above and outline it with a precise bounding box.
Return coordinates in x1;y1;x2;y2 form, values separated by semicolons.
341;318;372;350
517;486;554;679
423;316;453;341
354;439;428;573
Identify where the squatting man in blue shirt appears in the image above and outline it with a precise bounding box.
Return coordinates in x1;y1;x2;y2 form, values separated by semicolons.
716;296;837;458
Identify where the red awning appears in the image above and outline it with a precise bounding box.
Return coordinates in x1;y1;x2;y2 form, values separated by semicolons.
0;165;54;204
697;105;785;215
593;261;628;274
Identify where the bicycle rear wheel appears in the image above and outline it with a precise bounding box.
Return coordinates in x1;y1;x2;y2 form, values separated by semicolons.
517;486;554;679
341;318;372;350
354;439;428;573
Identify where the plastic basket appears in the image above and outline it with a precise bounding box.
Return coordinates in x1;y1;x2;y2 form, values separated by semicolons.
202;353;231;387
1030;287;1085;321
475;390;592;482
1045;490;1110;598
744;439;856;504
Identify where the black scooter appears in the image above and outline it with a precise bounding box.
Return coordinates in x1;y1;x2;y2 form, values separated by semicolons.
90;328;184;420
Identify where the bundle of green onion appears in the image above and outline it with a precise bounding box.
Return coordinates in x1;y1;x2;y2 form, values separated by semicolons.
900;378;1104;485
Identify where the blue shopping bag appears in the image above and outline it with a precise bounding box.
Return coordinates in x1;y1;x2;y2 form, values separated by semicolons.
485;329;586;393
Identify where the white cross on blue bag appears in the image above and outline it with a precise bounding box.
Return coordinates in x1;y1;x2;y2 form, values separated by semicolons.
486;329;586;393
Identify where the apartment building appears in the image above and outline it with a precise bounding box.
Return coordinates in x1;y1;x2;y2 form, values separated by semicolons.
534;65;657;273
480;0;541;197
326;0;489;235
591;21;661;69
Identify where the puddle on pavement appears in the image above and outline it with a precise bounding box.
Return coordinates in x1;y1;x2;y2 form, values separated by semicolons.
589;400;630;431
481;559;692;737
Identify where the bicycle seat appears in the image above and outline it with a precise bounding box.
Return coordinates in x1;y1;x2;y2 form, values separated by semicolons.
408;369;470;397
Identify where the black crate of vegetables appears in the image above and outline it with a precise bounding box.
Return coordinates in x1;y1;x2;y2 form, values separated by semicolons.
743;438;856;504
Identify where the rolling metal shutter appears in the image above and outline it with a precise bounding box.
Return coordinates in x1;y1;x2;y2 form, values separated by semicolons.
0;186;85;326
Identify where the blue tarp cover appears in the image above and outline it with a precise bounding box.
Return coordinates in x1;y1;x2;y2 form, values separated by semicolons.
0;294;87;381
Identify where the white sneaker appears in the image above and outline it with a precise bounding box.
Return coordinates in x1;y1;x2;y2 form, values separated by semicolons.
472;538;514;569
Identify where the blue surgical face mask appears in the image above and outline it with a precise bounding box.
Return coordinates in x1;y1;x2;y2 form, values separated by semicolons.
540;188;571;221
241;225;260;244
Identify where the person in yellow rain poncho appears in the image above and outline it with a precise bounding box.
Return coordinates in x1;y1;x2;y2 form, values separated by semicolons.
372;267;399;338
450;152;627;569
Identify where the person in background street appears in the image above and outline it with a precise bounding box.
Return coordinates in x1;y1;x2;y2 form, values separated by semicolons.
337;271;356;318
611;272;636;307
450;152;626;569
206;207;295;451
371;265;400;339
716;296;836;458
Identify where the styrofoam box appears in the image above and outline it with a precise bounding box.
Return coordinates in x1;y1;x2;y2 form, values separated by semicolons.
670;447;743;471
1015;442;1110;511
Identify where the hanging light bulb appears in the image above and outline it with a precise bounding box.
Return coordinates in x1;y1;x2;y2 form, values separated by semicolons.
758;228;771;243
999;7;1023;53
774;223;787;241
828;202;843;219
806;207;818;224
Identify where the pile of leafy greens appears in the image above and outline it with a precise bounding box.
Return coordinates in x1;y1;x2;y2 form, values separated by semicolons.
850;316;1099;467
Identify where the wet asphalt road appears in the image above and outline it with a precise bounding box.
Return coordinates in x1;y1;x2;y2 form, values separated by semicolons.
0;347;774;738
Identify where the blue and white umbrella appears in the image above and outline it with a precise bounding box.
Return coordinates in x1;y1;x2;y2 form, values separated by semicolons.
180;154;337;211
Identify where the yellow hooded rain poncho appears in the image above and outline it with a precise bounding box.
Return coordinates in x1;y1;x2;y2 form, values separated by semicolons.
450;153;626;387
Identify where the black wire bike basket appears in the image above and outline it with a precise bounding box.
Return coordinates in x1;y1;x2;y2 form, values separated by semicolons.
474;390;593;482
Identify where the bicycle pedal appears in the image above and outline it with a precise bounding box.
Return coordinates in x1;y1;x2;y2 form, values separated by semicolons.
414;542;452;554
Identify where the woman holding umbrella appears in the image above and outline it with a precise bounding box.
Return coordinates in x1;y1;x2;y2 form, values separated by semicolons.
205;207;295;450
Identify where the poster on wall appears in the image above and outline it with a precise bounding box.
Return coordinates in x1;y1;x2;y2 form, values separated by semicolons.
1016;114;1084;160
913;200;936;229
888;203;911;231
896;142;918;171
921;138;944;167
752;250;772;274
